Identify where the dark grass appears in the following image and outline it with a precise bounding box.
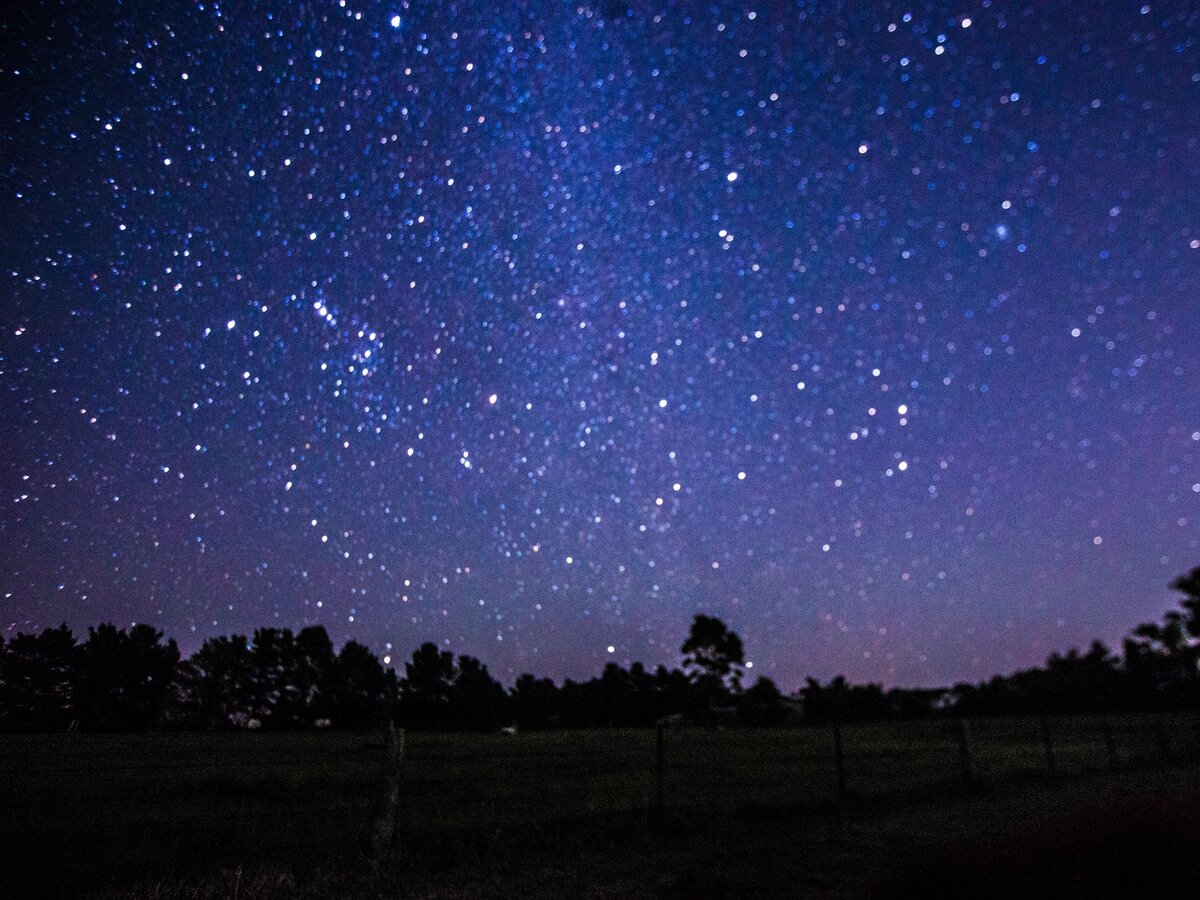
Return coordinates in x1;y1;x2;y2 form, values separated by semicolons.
68;764;1200;900
2;713;1198;897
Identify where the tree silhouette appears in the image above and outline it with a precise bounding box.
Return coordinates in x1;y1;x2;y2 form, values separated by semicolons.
1171;566;1200;614
1119;569;1200;708
1036;641;1126;713
510;673;562;728
625;662;665;726
328;640;395;729
1124;616;1193;707
295;625;336;722
4;565;1200;732
653;664;693;720
0;624;78;732
187;634;256;728
401;642;457;729
74;624;181;731
1171;567;1200;673
249;628;303;726
801;676;891;722
449;655;508;731
681;614;745;715
738;675;789;726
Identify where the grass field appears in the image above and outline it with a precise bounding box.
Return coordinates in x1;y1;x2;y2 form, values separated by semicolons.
3;713;1198;897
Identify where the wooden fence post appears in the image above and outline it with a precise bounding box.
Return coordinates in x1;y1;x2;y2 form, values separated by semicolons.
655;724;665;817
956;720;976;781
361;722;405;862
1099;718;1118;770
1038;716;1056;774
831;719;847;802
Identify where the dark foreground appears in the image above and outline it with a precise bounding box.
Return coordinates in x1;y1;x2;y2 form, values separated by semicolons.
69;765;1200;899
3;720;1198;898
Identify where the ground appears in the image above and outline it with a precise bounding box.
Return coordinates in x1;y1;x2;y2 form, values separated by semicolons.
80;767;1200;899
3;717;1197;898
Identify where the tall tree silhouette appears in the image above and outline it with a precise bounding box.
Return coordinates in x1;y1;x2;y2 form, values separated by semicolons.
401;642;457;728
1122;569;1200;707
249;628;305;726
74;624;180;731
681;614;745;714
187;634;256;728
295;625;336;722
449;655;509;730
326;640;395;729
0;625;78;732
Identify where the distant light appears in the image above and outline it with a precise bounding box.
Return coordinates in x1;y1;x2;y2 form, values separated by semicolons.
226;319;236;330
726;171;738;182
1093;536;1103;545
962;17;972;27
390;14;401;28
737;471;746;481
487;393;498;405
858;143;868;154
897;404;908;415
607;645;615;654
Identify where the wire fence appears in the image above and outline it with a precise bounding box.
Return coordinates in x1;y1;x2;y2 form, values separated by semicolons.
3;712;1199;853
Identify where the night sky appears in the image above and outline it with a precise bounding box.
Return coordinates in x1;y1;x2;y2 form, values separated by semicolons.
2;1;1197;689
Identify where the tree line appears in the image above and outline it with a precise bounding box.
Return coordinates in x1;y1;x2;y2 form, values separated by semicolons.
1;567;1197;733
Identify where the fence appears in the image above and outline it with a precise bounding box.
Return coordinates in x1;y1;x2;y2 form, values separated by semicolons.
360;711;1200;851
3;713;1199;886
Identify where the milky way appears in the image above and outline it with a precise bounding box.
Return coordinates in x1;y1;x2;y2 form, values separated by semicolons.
2;1;1198;687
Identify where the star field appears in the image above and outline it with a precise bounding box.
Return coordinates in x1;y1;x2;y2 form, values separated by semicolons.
1;1;1198;687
